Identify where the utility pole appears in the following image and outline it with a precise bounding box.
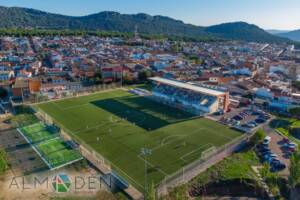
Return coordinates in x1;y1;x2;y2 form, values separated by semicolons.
141;147;152;196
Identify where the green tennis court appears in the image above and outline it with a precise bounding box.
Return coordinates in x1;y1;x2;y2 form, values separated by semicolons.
18;123;82;169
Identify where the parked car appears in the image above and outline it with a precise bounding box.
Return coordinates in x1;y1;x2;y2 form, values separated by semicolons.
282;138;290;144
246;122;256;128
255;118;266;124
268;153;278;158
257;144;269;150
270;159;280;164
233;115;243;121
259;145;270;151
263;136;271;145
287;147;296;153
3;119;11;124
261;149;271;155
249;121;257;126
271;163;286;172
264;156;277;163
242;124;250;128
284;142;298;149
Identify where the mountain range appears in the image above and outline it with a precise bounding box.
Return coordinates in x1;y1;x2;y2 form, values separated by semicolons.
266;30;290;35
277;30;300;42
0;6;293;43
266;29;300;42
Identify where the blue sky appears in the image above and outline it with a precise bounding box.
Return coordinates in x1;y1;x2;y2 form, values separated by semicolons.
1;0;300;30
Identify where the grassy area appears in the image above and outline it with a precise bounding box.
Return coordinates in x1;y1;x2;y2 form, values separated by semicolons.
0;149;8;176
270;118;300;144
9;106;39;127
10;113;38;127
166;150;260;199
189;150;259;186
36;89;242;191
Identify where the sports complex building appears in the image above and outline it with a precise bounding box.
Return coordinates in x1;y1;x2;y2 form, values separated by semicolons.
149;77;230;115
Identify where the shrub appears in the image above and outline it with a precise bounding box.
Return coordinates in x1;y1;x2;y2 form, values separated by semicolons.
251;129;266;145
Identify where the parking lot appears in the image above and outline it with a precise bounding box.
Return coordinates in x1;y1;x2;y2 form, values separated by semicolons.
210;106;270;133
269;132;291;176
255;130;293;176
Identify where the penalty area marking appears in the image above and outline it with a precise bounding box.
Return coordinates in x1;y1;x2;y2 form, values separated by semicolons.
160;127;206;146
180;143;214;162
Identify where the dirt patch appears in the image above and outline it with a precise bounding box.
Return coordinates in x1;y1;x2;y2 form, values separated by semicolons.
0;164;110;200
0;129;48;176
189;179;268;199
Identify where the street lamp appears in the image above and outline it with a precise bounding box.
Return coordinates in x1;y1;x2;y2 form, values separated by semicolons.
141;147;152;194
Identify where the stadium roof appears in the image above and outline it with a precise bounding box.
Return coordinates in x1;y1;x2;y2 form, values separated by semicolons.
149;77;226;97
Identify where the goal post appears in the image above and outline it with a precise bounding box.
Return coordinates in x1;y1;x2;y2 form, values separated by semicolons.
201;146;217;160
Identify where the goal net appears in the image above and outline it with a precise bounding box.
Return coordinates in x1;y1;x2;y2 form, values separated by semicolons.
201;146;217;160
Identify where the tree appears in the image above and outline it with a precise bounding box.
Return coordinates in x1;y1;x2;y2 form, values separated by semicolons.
170;43;181;53
289;151;300;188
289;151;300;199
0;149;8;175
261;162;270;178
289;107;300;120
251;129;266;145
166;186;189;200
146;182;157;200
292;81;300;90
138;70;152;82
94;71;102;84
123;74;135;84
0;87;8;99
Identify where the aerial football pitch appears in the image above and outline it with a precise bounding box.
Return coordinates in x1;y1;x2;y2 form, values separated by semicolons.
35;89;242;190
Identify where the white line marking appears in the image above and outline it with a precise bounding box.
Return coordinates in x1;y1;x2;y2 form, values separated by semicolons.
137;154;168;176
180;143;213;162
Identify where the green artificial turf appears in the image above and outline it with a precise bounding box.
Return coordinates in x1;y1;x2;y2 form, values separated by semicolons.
36;138;82;168
19;122;59;143
20;122;45;134
37;89;242;190
19;124;82;169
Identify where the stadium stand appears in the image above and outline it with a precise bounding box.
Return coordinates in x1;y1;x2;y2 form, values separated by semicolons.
149;77;229;115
